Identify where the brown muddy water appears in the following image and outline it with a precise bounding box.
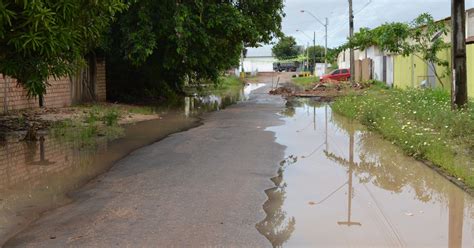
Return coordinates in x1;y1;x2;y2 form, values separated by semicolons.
0;83;265;245
258;98;474;248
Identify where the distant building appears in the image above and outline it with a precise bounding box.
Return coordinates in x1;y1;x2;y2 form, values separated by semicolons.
239;47;277;74
337;8;474;97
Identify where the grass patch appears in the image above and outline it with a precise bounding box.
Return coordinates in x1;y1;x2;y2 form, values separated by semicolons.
52;104;129;148
332;87;474;187
183;76;244;97
78;103;156;117
126;106;155;115
51;119;124;148
212;76;244;95
292;76;319;90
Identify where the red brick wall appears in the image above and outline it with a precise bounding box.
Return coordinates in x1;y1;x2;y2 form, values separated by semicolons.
0;60;107;113
0;76;71;113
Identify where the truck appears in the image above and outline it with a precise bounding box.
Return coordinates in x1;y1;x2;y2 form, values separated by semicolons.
273;61;300;72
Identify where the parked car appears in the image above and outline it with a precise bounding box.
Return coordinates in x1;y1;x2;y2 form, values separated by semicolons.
273;62;299;72
320;69;350;82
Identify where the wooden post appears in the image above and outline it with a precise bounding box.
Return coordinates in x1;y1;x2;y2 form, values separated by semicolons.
451;0;468;109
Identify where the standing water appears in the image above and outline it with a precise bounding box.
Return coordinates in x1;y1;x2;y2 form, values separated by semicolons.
258;98;474;247
0;83;264;245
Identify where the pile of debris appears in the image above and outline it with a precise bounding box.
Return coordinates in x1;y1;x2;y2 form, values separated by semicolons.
269;87;293;96
292;81;370;99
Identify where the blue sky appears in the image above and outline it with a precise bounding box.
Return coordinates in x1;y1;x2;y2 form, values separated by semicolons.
247;0;474;57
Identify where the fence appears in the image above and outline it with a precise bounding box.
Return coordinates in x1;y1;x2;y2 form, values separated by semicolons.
354;58;373;82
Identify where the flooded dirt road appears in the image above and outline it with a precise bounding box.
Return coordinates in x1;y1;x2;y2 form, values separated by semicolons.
0;114;200;245
3;76;473;247
0;84;265;246
258;98;474;247
5;82;285;247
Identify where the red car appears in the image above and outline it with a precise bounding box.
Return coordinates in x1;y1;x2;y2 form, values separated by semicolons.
320;69;350;82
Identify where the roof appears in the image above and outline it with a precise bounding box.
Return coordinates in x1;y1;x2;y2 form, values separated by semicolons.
467;36;474;44
245;46;274;58
438;8;474;22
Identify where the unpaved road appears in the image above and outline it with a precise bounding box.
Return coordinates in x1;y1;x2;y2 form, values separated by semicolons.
5;83;286;247
6;73;474;247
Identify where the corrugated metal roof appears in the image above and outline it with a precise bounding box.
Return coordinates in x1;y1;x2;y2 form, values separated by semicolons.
245;46;274;58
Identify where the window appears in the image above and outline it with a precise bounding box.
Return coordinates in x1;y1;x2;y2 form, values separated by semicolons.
331;70;340;75
342;69;349;74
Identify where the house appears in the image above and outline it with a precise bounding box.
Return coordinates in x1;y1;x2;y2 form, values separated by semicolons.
337;46;395;86
337;8;474;97
392;8;474;97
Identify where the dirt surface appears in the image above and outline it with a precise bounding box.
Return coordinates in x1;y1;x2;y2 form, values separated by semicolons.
268;76;370;101
5;83;287;247
0;103;160;133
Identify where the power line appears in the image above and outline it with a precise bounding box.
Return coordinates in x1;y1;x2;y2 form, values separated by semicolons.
354;0;373;15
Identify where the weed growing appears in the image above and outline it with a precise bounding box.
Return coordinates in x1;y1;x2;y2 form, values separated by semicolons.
52;105;127;148
291;76;320;90
332;87;474;187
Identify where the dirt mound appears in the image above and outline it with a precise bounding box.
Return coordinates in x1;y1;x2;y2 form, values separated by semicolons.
269;87;293;95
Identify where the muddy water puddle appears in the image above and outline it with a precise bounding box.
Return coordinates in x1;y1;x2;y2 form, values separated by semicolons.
0;83;262;244
258;98;474;247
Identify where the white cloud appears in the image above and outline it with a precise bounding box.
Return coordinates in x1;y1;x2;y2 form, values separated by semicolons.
257;0;474;51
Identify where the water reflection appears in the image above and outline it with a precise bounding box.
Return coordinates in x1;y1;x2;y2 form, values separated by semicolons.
0;83;263;245
257;155;297;248
183;83;266;118
260;98;474;247
0;134;100;244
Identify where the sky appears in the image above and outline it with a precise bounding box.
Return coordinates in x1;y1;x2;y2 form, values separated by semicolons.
247;0;474;57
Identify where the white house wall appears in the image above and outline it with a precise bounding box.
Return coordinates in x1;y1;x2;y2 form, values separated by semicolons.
372;56;384;81
468;9;474;37
240;57;276;73
386;56;394;87
337;50;350;69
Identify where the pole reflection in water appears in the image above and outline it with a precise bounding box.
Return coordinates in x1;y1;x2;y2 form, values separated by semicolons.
337;131;361;228
449;187;464;248
27;136;55;166
259;98;474;247
0;82;262;245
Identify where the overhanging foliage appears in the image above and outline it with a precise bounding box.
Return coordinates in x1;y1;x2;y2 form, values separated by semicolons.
0;0;127;99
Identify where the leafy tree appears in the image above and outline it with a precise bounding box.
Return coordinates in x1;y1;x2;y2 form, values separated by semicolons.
0;0;127;105
272;36;300;60
105;0;285;101
306;45;337;64
306;45;325;64
409;14;450;87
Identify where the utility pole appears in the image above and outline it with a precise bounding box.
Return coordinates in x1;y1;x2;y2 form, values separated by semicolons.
451;0;468;109
324;17;328;74
306;42;310;72
313;31;317;76
300;10;328;75
349;0;355;84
